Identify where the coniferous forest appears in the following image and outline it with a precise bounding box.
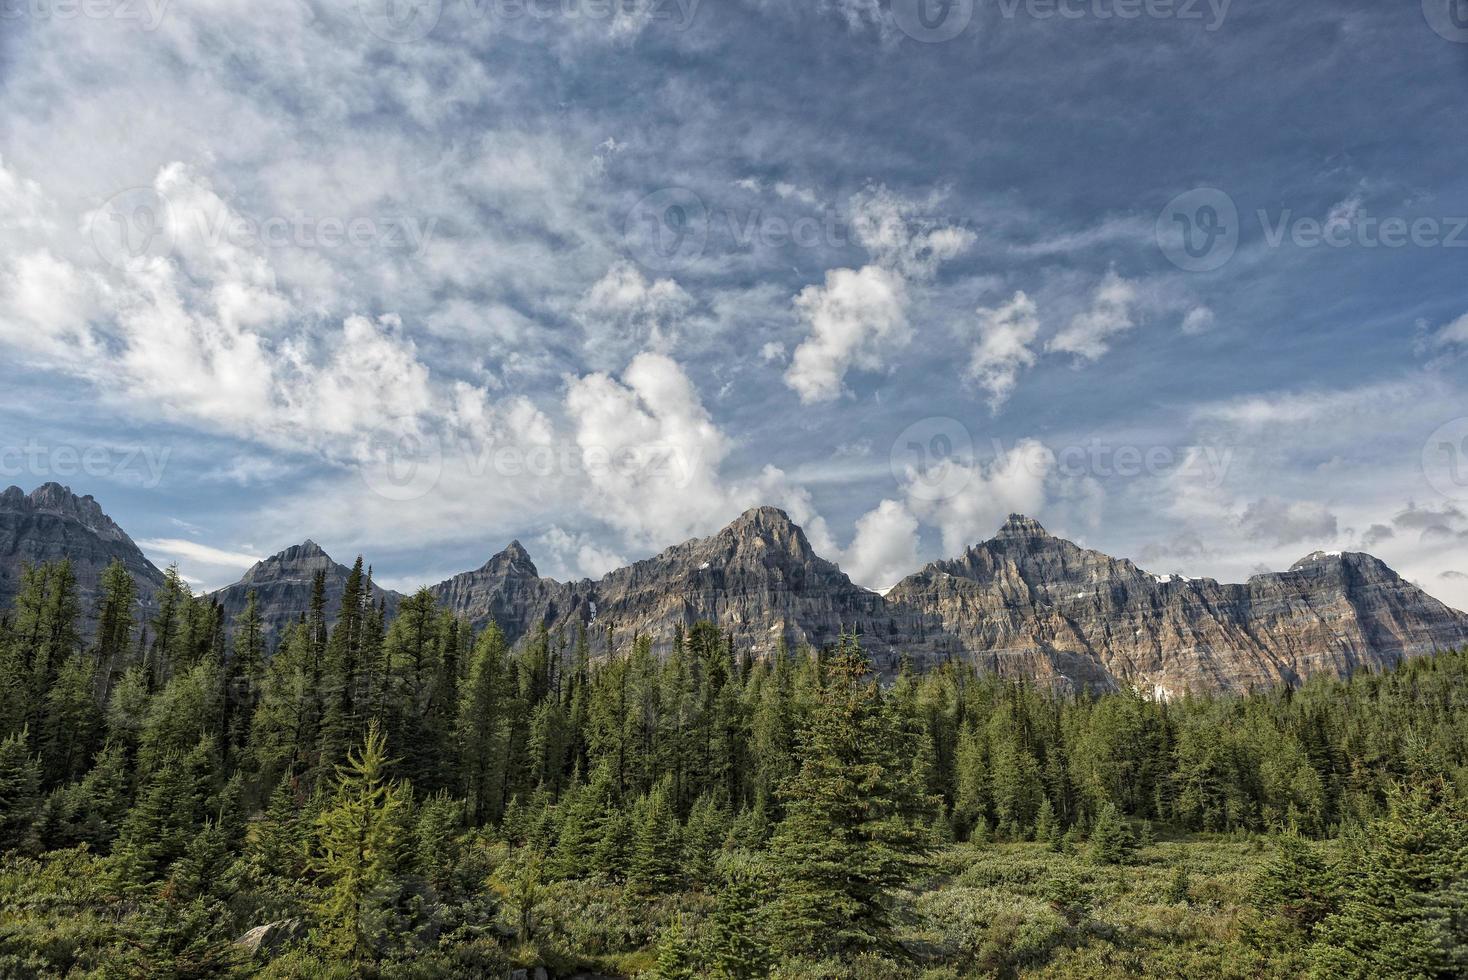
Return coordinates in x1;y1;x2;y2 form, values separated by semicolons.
1;556;1466;978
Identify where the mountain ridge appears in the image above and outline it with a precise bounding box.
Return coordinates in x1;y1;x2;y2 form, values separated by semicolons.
7;485;1467;695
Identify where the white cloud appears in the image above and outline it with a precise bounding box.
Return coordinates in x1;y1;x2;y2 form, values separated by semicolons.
565;351;732;548
785;265;908;403
848;185;975;281
138;537;263;570
537;525;628;581
1046;271;1140;362
966;290;1040;412
838;499;920;590
574;261;695;364
1181;305;1216;336
1431;312;1468;348
1239;497;1339;545
902;439;1056;556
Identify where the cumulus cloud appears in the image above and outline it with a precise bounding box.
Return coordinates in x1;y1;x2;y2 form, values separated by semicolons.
1240;497;1339;546
537;525;629;581
575;261;695;365
901;439;1055;556
785;265;908;403
1047;271;1140;362
783;187;973;403
966;291;1040;412
838;499;920;590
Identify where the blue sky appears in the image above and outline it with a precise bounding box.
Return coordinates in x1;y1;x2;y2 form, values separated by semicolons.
2;0;1467;606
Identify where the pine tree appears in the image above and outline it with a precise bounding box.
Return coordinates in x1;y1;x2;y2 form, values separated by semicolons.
456;623;507;824
652;915;697;980
768;637;933;957
1249;829;1336;933
1034;795;1059;847
224;591;265;759
628;777;682;895
93;559;137;702
682;792;729;889
0;729;41;851
551;764;614;880
1307;783;1467;978
311;721;413;961
703;860;774;979
1087;801;1136;865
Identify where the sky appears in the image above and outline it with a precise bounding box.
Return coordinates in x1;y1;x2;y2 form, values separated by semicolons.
1;0;1467;607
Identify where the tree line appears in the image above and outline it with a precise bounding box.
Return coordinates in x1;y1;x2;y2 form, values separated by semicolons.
0;556;1465;975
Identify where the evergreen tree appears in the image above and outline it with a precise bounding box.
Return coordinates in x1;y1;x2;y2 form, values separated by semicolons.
768;637;932;957
652;915;697;980
456;623;508;824
93;559;137;702
1307;783;1468;978
0;729;41;851
703;860;774;979
311;721;413;961
628;777;682;895
1087;801;1136;865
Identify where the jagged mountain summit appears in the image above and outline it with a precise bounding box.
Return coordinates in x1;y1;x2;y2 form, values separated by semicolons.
884;514;1468;696
0;483;165;622
8;483;1467;695
209;540;401;639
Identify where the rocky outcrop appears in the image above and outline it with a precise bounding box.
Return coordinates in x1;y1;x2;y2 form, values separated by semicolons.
0;483;165;625
12;484;1467;694
209;540;401;641
883;516;1468;695
431;510;1468;693
429;541;583;648
235;917;305;957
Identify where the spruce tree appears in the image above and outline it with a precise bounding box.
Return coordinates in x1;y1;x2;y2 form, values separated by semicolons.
768;637;932;957
1307;783;1467;978
456;623;507;824
628;777;682;895
703;860;774;979
0;729;41;851
1087;801;1136;865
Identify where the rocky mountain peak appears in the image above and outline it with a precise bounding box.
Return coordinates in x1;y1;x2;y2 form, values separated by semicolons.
6;482;126;542
993;514;1052;543
481;540;539;578
0;483;164;622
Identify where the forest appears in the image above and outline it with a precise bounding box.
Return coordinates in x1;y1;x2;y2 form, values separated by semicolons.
1;556;1465;978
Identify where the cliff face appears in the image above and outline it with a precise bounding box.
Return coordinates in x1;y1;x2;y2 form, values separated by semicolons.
429;541;584;648
430;511;1468;694
209;541;401;641
9;484;1467;694
0;483;165;624
883;516;1468;695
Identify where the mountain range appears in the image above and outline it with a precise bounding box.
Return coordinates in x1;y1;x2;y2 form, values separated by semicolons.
5;482;1467;696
